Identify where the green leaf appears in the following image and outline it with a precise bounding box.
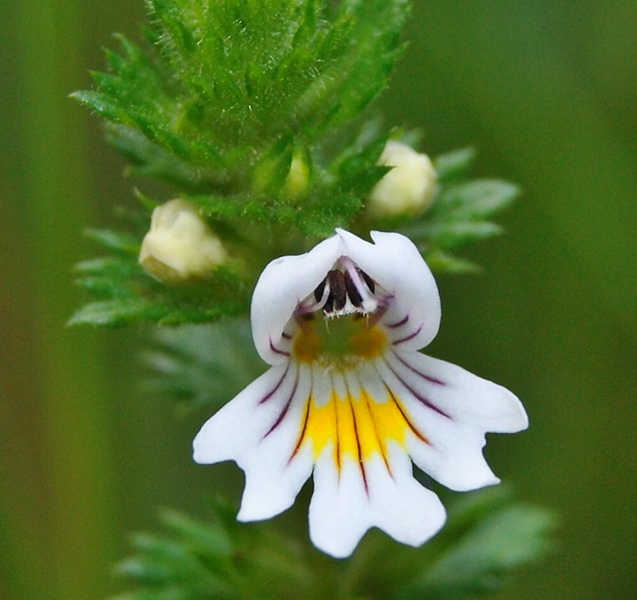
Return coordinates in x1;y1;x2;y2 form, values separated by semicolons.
431;179;520;220
344;487;556;600
422;249;482;275
426;221;504;250
110;501;316;600
399;501;556;599
434;146;476;183
84;228;142;255
105;124;223;191
109;487;554;600
395;148;521;272
68;299;168;327
74;0;410;202
160;508;234;557
143;320;265;414
68;290;247;327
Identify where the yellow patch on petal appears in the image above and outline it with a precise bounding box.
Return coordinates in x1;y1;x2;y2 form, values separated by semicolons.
292;385;426;474
288;315;424;474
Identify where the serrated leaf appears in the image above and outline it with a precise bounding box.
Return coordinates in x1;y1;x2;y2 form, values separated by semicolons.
75;256;136;275
405;505;556;599
427;221;504;249
422;250;482;274
85;228;142;255
349;488;555;600
143;320;264;414
71;89;127;122
110;490;554;600
110;501;316;600
75;0;410;202
105;125;221;190
160;508;234;557
432;179;520;220
68;299;165;327
434;147;476;183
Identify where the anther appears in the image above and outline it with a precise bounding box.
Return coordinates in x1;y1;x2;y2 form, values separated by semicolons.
361;270;375;294
313;278;326;303
311;264;379;318
344;270;363;308
327;270;347;312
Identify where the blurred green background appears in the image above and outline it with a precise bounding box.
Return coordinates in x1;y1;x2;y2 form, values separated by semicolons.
1;1;636;599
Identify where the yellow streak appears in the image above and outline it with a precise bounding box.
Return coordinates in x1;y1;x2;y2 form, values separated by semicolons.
299;388;411;469
290;316;411;471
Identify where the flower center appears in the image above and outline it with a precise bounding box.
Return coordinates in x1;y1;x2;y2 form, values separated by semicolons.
291;257;390;365
292;315;388;364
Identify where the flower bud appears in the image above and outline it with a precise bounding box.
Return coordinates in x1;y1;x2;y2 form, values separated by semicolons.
139;199;227;283
283;152;310;200
367;140;437;218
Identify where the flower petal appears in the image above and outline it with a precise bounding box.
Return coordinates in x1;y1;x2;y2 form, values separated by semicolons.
336;229;441;349
251;235;343;364
194;229;528;557
375;349;527;491
309;445;446;558
252;230;442;363
193;363;314;521
386;350;528;432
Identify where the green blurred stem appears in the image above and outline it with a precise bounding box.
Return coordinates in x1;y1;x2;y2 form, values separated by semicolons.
16;1;116;599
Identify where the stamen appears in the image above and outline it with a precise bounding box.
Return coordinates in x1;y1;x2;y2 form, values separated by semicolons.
313;278;326;303
300;258;384;319
327;270;347;312
361;270;375;294
339;257;378;314
343;270;363;308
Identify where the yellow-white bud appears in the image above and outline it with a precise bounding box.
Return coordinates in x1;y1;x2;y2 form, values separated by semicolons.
139;199;227;283
283;153;310;199
368;141;437;218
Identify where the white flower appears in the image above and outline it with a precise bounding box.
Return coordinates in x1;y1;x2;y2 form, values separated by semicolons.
368;141;437;218
193;230;527;558
139;199;227;282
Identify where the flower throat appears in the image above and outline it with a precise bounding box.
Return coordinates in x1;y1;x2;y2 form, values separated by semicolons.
293;263;387;364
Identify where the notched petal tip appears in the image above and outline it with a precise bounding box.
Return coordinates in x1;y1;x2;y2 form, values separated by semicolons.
308;446;448;558
338;230;441;349
195;364;317;524
491;392;529;434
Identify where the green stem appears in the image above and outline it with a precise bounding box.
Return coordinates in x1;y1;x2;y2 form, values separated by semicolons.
9;1;117;599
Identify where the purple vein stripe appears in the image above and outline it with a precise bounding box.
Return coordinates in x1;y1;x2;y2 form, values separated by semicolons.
288;395;311;463
392;323;423;345
269;338;290;357
263;366;299;439
259;364;290;405
391;351;445;386
383;358;451;420
386;314;409;329
387;388;430;446
349;399;369;496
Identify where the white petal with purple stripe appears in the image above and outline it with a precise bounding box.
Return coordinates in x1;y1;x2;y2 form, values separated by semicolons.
193;230;527;558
